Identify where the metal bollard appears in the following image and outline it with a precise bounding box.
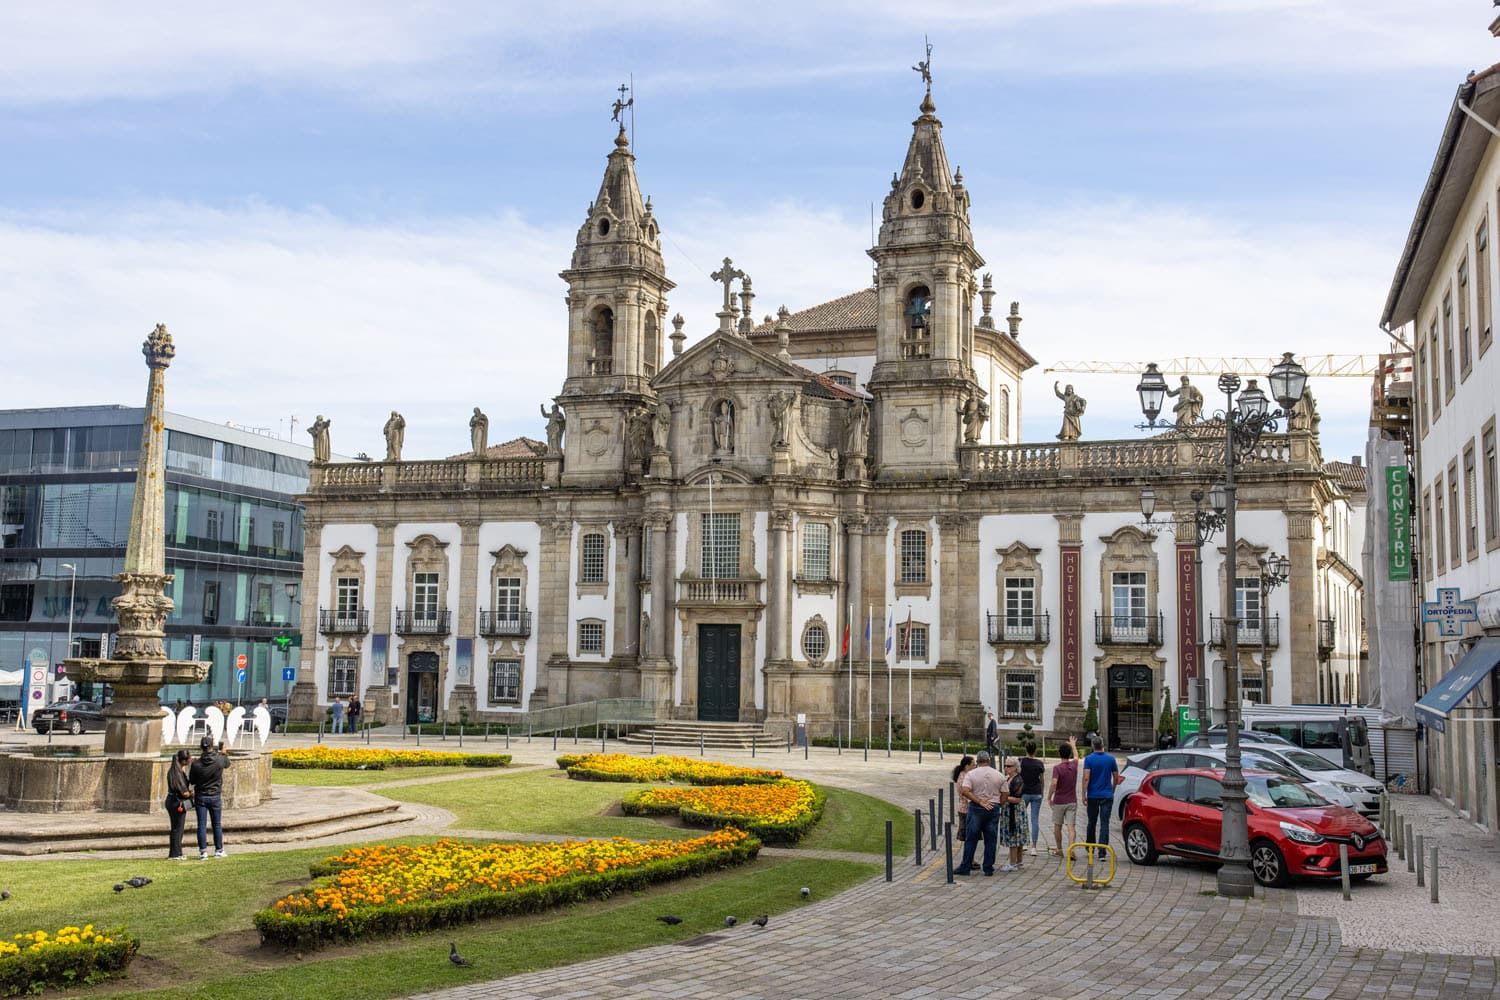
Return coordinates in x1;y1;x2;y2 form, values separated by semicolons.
1416;834;1425;886
601;728;606;753
919;740;924;764
864;737;869;762
700;732;705;757
402;720;406;741
553;731;558;751
1406;824;1415;872
442;721;447;741
573;723;579;745
505;726;510;750
318;720;324;743
416;724;421;746
939;737;944;760
485;722;490;742
804;740;808;760
459;724;464;748
1339;844;1350;901
948;781;956;828
929;798;938;852
837;726;842;756
365;722;371;745
1394;812;1403;858
527;721;532;743
914;810;923;866
938;788;945;837
752;734;756;758
945;822;954;883
885;821;893;882
1430;844;1439;903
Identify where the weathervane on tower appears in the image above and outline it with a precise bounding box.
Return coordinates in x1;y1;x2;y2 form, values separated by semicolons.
611;82;633;124
912;36;933;96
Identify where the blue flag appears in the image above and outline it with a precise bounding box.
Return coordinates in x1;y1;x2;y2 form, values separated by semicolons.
884;608;894;655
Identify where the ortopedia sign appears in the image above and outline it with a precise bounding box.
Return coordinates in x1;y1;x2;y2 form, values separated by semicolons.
1422;588;1480;638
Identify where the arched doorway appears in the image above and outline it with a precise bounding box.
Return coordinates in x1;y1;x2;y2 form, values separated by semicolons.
406;651;438;725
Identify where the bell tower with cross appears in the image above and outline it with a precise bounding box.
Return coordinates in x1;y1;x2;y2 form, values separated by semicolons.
866;41;985;482
558;83;675;486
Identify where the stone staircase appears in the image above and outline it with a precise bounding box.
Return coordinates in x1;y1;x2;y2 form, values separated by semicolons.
621;720;788;752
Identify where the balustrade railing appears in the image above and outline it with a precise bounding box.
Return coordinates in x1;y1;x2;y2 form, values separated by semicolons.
677;578;763;604
1209;615;1280;648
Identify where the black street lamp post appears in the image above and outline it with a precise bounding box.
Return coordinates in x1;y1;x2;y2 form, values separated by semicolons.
1136;353;1306;898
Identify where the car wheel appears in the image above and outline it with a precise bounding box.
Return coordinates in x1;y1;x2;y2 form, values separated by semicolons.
68;720;83;736
1250;839;1290;888
1123;822;1158;865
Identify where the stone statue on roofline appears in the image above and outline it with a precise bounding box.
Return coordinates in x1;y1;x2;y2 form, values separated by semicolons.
1165;376;1203;428
469;407;488;456
383;411;406;462
768;391;796;447
843;399;869;457
540;402;565;456
307;415;331;464
1055;382;1086;441
651;399;671;452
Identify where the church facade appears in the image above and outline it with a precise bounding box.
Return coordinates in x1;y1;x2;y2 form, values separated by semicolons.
291;89;1355;748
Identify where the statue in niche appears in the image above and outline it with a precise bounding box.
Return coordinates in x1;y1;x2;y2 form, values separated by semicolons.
768;391;796;447
469;407;488;456
1054;383;1086;442
307;415;331;464
1165;376;1203;428
627;409;651;471
712;399;735;454
540;402;566;456
1288;385;1320;433
844;399;869;457
651;399;671;452
960;396;989;444
383;411;406;462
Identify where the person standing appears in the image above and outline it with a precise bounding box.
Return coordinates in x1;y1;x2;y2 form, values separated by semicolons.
347;695;362;735
954;751;1005;876
998;759;1027;872
330;696;346;735
984;712;999;758
950;755;975;843
1018;743;1046;857
165;749;192;860
1081;736;1121;849
1049;740;1079;857
189;737;231;860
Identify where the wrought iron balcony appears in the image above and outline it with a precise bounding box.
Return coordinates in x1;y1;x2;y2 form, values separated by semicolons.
478;610;532;638
1317;618;1336;654
318;609;369;635
986;612;1051;645
1094;613;1164;646
1209;615;1280;649
394;609;450;636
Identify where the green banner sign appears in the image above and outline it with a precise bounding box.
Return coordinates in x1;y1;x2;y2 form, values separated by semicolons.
1177;704;1201;743
1386;465;1411;582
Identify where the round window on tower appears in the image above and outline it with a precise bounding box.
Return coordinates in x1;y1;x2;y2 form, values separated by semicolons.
910;189;925;210
598;218;611;237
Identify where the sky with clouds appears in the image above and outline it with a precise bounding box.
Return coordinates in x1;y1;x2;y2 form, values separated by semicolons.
0;1;1493;463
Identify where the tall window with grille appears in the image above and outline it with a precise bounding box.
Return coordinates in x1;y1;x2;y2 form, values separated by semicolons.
802;522;831;581
1465;445;1479;559
1002;671;1039;720
495;576;522;623
1459;254;1473;376
1111;572;1146;629
489;660;521;704
577;620;605;655
330;656;358;697
899;529;928;584
1241;672;1265;705
1004;577;1036;639
413;571;440;622
335;576;360;626
580;532;607;584
700;513;740;579
1234;576;1263;641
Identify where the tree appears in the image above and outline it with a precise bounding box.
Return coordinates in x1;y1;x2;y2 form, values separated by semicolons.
1158;685;1175;736
1082;685;1099;735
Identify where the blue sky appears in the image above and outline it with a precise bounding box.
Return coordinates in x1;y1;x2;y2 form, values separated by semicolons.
0;1;1492;463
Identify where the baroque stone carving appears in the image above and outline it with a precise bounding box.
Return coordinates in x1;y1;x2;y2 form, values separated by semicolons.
843;400;870;457
768;390;796;447
1165;377;1203;427
383;411;406;462
1054;383;1085;441
308;415;331;464
541;402;566;456
469;407;488;455
712;399;735;454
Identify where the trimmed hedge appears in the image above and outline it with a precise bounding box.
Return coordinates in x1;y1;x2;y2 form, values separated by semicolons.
0;931;137;997
253;835;760;950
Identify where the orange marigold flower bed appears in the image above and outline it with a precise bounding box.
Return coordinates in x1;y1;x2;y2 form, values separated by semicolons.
556;753;784;785
253;829;758;948
623;780;824;844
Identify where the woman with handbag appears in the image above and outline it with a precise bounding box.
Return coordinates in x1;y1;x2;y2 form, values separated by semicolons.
166;749;192;860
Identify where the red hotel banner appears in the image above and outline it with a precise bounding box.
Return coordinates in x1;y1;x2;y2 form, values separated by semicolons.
1060;546;1081;700
1176;544;1198;695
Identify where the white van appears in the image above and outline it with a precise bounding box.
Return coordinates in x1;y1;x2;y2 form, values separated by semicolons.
1236;705;1419;786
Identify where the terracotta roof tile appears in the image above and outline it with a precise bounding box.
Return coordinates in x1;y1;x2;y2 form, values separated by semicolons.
751;288;877;335
1324;460;1369;494
445;436;546;461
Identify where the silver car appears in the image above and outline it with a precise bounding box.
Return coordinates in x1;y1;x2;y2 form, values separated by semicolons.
1245;745;1384;817
1116;747;1358;819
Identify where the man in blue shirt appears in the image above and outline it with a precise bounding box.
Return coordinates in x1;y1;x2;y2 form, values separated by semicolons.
1081;736;1120;847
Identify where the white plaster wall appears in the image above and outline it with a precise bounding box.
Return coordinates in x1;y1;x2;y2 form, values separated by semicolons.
977;514;1056;725
476;521;542;711
567;521;614;662
315;522;378;705
392;521;462;706
973;354;1019;445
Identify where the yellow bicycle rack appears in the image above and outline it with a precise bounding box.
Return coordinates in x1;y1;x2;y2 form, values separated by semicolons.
1065;842;1116;889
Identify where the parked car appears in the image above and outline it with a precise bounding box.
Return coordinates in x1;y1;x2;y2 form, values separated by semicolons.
1116;747;1359;818
1121;767;1388;887
32;700;107;735
1183;728;1299;750
1231;744;1384;818
1243;714;1373;773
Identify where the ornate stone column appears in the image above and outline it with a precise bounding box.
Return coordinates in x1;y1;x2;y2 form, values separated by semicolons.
288;516;323;722
843;514;867;660
619;518;643;662
768;510;790;663
450;518;480;719
535;515;573;708
636;510;675;710
1285;506;1319;704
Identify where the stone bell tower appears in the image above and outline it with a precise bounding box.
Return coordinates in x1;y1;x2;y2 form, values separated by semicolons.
866;76;985;481
557;121;675;486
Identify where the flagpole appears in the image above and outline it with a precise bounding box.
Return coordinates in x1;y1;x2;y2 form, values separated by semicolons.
886;609;893;753
846;602;853;745
907;665;912;746
869;605;877;743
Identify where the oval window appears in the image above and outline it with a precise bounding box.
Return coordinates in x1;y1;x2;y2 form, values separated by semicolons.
910;190;925;210
598;218;611;236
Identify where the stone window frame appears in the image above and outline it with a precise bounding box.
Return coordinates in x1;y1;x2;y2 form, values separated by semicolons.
801;614;830;663
576;527;609;596
895;522;932;597
799;519;834;582
995;542;1043;641
1099;526;1159;629
1483;416;1498;552
895;619;930;663
999;667;1042;722
900;281;934;360
996;385;1011;441
1449;459;1462;571
1464;440;1480;562
1429;317;1442;422
1214;540;1269;612
330;654;358;697
576;618;606;657
403;533;450;622
1442;286;1456;403
1459;251;1474;380
700;511;742;579
488;659;521;705
487;543;529;633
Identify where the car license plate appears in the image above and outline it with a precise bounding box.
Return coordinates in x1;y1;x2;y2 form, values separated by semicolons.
1349;863;1377;875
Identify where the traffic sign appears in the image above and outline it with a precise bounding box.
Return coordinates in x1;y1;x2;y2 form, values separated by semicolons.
235;653;248;669
236;667;247;684
282;667;296;682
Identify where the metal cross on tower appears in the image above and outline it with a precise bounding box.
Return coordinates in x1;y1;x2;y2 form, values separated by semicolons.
611;82;633;124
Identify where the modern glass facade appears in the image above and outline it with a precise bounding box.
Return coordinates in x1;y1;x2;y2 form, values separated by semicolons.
0;406;313;708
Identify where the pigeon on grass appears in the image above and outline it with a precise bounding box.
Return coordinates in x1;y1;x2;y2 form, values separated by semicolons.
112;884;125;893
723;916;738;928
656;915;683;925
449;942;473;967
799;886;811;899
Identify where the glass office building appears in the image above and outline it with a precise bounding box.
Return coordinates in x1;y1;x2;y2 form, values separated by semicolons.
0;406;314;708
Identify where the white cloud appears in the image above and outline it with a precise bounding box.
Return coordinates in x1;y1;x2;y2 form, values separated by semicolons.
0;192;1390;464
0;1;1485;105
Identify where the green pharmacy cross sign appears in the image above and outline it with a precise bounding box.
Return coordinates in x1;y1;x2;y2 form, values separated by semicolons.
271;634;298;652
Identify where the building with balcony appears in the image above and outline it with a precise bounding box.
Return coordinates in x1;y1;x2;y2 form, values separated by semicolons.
293;86;1360;749
0;405;318;708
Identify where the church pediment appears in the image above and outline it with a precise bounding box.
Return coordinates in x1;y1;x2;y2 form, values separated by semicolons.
652;331;809;390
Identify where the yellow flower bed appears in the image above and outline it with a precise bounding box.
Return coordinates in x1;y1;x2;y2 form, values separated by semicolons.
556;753;784;785
270;746;509;770
623;779;824;844
0;925;138;995
254;829;758;948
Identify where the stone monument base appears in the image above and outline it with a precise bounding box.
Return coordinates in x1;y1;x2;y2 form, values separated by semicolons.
0;747;272;814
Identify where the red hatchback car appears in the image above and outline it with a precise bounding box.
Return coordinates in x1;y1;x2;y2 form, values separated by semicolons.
1121;768;1388;888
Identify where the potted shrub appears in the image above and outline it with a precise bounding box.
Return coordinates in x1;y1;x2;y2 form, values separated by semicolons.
1157;686;1176;749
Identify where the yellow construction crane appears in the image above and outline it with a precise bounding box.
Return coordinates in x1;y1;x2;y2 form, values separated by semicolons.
1043;355;1380;378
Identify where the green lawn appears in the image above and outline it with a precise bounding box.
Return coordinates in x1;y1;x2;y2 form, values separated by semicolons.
270;764;483;787
803;786;915;856
0;848;873;1000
